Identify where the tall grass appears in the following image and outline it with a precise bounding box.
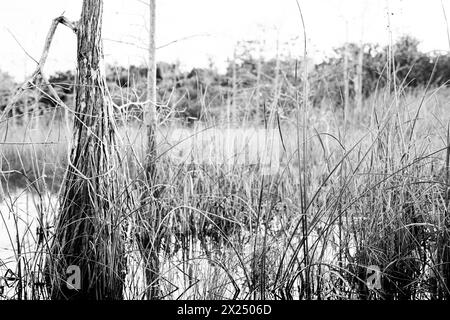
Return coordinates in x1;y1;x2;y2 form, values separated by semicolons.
1;52;450;299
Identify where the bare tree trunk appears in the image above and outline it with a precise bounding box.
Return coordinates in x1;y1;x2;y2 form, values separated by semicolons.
231;46;237;124
355;42;364;112
343;41;349;131
23;61;29;126
255;47;262;120
49;0;125;300
146;0;157;132
140;0;161;300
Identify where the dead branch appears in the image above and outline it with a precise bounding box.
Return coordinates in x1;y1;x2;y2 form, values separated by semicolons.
0;16;78;123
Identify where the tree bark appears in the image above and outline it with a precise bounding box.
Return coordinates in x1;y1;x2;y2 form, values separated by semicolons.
49;0;125;300
141;0;161;300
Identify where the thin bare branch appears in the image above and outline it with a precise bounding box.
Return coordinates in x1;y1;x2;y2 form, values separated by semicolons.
5;28;39;64
0;16;78;123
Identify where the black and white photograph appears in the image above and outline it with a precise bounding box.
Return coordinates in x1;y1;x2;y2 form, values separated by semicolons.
0;0;450;309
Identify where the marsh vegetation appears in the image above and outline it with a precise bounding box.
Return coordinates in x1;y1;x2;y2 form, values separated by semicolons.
0;0;450;300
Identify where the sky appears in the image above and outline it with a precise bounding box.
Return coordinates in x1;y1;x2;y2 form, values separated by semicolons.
1;0;450;81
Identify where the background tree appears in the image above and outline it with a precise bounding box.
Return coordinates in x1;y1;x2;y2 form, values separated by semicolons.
139;0;161;300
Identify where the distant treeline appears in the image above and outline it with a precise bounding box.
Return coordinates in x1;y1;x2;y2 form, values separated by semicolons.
1;35;449;122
